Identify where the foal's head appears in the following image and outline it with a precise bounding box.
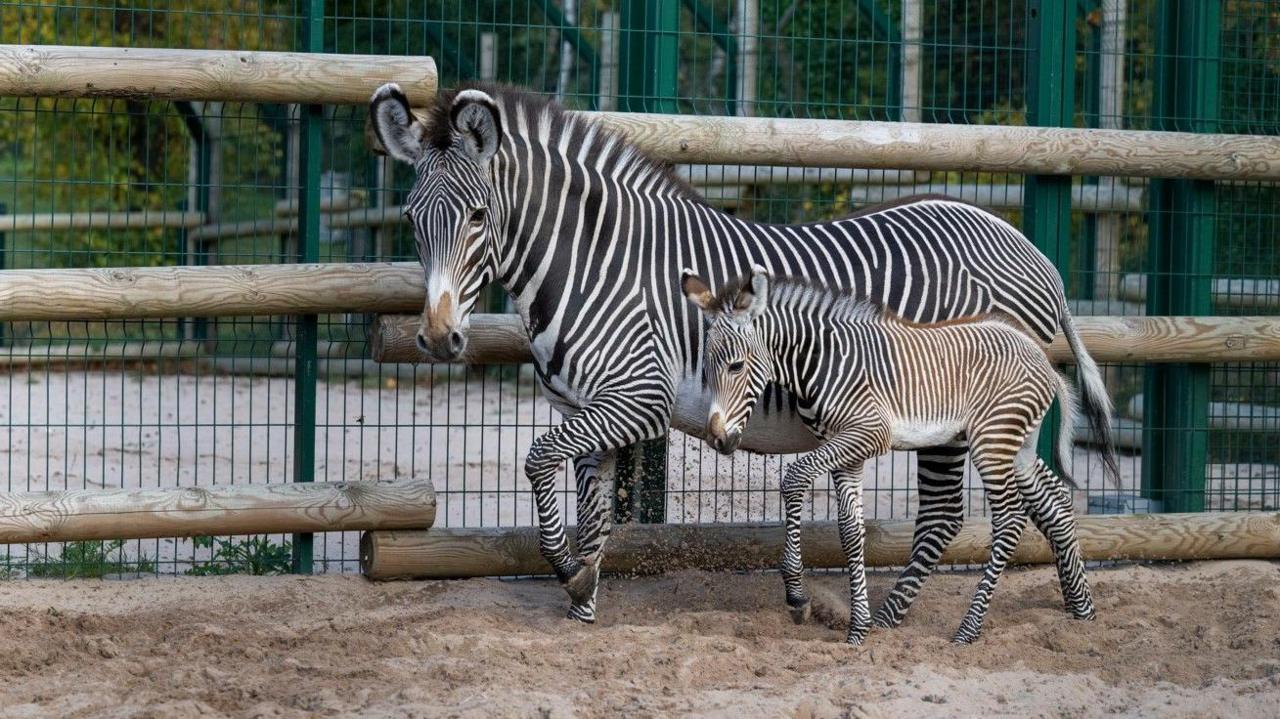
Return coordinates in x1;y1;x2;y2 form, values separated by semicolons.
681;266;774;455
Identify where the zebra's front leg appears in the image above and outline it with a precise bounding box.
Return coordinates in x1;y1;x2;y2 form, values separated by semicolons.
832;466;872;645
953;449;1028;644
564;450;617;624
524;393;668;621
873;438;968;629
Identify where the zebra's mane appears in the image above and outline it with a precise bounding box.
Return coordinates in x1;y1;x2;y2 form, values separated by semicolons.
422;82;703;200
764;277;890;324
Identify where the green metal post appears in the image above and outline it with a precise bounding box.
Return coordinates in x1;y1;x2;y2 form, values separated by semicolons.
1142;0;1218;513
291;0;324;573
1024;0;1076;466
614;0;678;523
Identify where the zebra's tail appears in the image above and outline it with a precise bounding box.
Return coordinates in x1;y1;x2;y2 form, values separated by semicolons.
1051;369;1080;490
1059;309;1122;489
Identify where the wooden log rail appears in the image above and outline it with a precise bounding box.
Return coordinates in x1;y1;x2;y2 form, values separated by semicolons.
0;480;435;544
0;45;437;105
371;314;1280;365
1119;275;1280;310
0;263;424;321
360;511;1280;580
379;108;1280;182
0;211;206;233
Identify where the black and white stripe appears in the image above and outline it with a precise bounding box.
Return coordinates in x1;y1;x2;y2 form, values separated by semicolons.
685;271;1103;644
370;83;1119;624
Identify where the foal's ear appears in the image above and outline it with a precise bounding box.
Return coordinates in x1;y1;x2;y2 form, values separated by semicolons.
681;269;715;314
451;90;502;165
735;264;771;320
369;83;426;165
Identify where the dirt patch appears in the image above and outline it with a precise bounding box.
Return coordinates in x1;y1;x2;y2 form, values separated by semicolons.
0;560;1276;718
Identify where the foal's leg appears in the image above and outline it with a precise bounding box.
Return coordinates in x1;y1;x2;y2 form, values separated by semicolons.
1016;458;1096;621
780;430;886;626
874;437;968;629
953;435;1028;645
832;465;872;644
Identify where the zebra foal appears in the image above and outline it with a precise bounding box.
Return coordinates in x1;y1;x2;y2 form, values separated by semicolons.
683;267;1107;644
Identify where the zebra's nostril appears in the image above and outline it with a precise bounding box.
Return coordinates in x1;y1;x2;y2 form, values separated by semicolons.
415;333;430;353
447;330;466;356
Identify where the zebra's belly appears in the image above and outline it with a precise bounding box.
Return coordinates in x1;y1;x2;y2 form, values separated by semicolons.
888;417;966;450
671;376;821;454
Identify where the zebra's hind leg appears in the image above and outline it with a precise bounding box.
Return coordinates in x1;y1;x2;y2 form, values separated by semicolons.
1017;456;1096;621
564;450;617;624
832;466;872;644
952;440;1028;645
873;438;967;629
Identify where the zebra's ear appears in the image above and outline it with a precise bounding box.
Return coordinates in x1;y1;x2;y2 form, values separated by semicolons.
451;90;502;165
369;83;425;165
681;269;716;314
739;265;771;320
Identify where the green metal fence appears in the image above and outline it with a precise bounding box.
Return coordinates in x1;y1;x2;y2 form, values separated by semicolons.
1;0;1277;577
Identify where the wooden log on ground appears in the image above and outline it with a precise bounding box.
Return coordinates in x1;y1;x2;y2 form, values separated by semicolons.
360;511;1280;580
1119;275;1280;310
1;211;205;233
0;45;436;105
379;109;1280;182
371;314;1280;365
0;480;435;544
0;262;424;321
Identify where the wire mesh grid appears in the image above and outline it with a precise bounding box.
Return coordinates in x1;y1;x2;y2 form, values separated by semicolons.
1;1;1277;577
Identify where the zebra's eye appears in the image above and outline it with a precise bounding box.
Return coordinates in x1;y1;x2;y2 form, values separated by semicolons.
469;208;486;225
727;360;745;374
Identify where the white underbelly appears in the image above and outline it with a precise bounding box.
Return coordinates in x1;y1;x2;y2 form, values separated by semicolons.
889;417;966;450
671;375;820;454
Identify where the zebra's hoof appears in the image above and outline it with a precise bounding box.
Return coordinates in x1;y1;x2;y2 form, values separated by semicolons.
566;604;596;624
950;629;979;645
787;599;811;625
845;628;869;646
562;562;598;606
1072;607;1097;621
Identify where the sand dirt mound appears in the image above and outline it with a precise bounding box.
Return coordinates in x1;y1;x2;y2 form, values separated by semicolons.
0;560;1277;718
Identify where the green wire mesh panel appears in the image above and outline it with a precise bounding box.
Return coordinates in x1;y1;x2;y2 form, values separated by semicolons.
1;1;1277;577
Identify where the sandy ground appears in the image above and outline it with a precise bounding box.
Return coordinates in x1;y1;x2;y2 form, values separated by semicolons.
1;369;1277;572
0;560;1275;718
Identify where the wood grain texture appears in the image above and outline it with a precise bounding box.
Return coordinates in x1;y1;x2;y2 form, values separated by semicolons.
1045;316;1280;363
0;480;435;544
369;313;529;364
371;314;1280;365
1119;275;1280;310
0;262;425;321
1;211;205;232
386;108;1280;181
0;45;436;105
360;511;1280;580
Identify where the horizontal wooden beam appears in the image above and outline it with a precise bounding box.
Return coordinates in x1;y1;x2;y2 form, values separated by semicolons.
0;262;424;321
0;45;436;105
677;166;929;186
384;108;1280;181
0;341;201;366
187;217;299;243
0;211;206;233
359;511;1280;579
372;314;1280;365
845;182;1144;212
1119;274;1279;310
1126;395;1280;432
0;480;435;544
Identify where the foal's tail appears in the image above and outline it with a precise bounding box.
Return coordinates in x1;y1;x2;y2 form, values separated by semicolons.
1050;369;1081;490
1059;309;1122;490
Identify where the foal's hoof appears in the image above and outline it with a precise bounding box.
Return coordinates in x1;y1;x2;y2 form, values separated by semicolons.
872;606;903;630
562;562;598;606
787;599;812;625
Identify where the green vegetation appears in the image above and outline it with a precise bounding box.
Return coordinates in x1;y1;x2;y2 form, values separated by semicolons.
186;535;292;576
26;540;155;579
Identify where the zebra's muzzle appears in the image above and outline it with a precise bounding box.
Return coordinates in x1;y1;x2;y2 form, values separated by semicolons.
416;328;467;361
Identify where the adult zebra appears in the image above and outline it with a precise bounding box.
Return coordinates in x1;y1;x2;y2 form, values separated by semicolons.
370;83;1117;624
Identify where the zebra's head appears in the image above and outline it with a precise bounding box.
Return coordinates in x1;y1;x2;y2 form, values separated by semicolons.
682;266;774;455
370;83;503;361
